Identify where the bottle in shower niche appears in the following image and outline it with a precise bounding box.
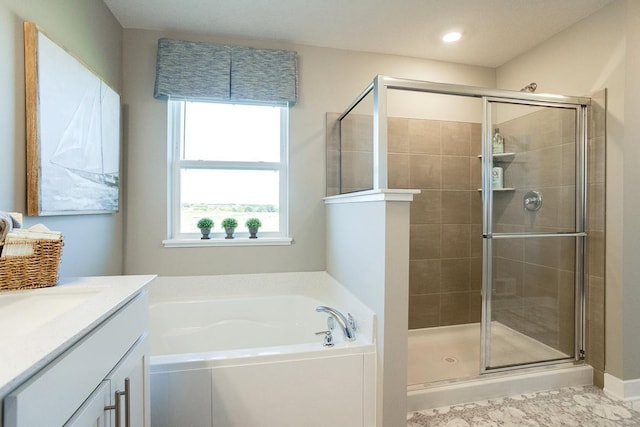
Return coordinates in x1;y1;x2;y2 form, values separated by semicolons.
492;128;504;154
492;166;504;189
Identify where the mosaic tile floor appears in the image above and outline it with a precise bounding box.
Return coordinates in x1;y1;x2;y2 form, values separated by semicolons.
407;386;640;426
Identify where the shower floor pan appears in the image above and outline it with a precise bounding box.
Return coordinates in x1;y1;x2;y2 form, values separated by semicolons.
407;323;592;410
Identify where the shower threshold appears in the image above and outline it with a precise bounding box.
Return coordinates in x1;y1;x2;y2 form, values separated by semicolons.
407;323;592;410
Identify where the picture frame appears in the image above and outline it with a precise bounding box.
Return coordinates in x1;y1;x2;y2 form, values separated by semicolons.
24;22;120;216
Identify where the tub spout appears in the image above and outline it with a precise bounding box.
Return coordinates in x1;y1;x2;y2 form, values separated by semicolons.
316;306;356;341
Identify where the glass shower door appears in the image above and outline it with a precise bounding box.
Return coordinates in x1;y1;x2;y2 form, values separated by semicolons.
480;98;586;372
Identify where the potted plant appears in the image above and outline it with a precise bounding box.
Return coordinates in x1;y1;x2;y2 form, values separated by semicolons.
245;218;262;239
221;218;238;239
196;217;214;239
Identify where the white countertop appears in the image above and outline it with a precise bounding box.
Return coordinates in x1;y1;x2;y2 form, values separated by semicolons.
0;275;155;397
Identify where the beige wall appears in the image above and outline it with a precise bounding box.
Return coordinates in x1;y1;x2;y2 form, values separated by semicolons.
497;0;640;382
121;28;495;275
621;0;640;382
0;0;123;276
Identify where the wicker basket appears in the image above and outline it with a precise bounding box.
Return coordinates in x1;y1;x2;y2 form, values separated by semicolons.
0;238;63;291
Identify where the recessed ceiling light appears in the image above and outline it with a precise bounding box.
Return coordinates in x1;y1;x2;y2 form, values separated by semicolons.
442;31;462;43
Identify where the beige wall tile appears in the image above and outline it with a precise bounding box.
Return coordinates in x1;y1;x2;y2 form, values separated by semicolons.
340;113;373;152
471;123;482;156
524;236;575;270
326;149;340;195
410;259;441;295
560;110;576;144
388;117;409;153
468;291;482;323
492;190;525;228
441;258;470;292
470;157;482;190
558;185;577;231
411;190;441;224
588;230;605;278
495;235;524;262
409;294;440;329
326;113;340;151
558;270;576;355
341;150;373;190
441;121;471;156
588;183;605;231
441;156;470;190
470;225;482;258
441;191;471;224
409;119;440;154
588;136;606;185
471;192;483;224
586;275;605;371
561;142;576;186
442;224;470;258
469;257;482;291
410;154;441;189
493;258;524;298
441;292;470;325
410;224;441;260
388;153;410;188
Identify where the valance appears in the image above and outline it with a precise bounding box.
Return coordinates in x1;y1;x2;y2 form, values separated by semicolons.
154;38;297;105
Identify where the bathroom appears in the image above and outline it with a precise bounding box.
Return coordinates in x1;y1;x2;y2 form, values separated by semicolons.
1;0;639;426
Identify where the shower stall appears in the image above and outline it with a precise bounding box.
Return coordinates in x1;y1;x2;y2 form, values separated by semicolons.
327;76;604;401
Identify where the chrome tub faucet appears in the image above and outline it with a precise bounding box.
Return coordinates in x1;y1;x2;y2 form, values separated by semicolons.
316;306;357;341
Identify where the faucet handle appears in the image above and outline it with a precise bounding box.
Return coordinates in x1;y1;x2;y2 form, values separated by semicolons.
347;313;357;331
327;315;335;330
315;330;334;347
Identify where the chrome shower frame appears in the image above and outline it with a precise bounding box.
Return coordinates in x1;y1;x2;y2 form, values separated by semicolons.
337;75;591;375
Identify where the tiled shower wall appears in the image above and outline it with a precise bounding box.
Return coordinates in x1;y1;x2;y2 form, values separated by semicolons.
386;118;483;329
326;113;374;196
326;113;484;329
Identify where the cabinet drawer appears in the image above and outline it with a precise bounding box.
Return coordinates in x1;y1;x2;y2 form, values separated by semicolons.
4;291;148;427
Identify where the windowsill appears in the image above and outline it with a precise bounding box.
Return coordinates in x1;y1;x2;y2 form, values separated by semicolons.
162;237;293;248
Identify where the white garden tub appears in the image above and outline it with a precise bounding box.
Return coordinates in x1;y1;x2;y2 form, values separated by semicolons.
148;272;376;427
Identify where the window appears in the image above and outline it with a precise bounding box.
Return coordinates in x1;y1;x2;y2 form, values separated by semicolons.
168;100;288;240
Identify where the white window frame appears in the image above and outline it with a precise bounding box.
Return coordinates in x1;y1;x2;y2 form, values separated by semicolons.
164;99;290;246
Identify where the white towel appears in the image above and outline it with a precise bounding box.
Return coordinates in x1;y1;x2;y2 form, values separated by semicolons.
1;224;62;257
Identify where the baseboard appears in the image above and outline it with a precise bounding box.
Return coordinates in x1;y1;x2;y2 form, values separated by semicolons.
604;373;640;403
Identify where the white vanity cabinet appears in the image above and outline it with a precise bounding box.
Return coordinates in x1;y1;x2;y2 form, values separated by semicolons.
3;289;150;427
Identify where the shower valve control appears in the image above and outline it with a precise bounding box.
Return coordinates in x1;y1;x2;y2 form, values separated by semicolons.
523;190;543;212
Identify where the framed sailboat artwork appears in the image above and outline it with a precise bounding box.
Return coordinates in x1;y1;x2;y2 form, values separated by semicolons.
24;22;120;216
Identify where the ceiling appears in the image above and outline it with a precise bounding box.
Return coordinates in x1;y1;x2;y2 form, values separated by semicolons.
103;0;614;68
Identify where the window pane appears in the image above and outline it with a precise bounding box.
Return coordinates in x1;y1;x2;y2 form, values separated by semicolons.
183;102;281;162
180;169;279;233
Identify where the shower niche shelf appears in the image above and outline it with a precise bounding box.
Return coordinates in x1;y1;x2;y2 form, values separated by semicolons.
476;188;516;192
476;152;516;161
477;152;516;192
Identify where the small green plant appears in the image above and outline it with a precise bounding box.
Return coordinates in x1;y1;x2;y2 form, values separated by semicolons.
221;218;238;229
245;218;262;229
197;217;214;229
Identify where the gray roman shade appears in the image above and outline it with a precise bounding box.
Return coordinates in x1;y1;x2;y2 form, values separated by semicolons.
154;38;297;105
